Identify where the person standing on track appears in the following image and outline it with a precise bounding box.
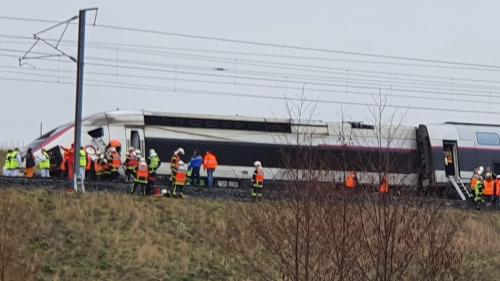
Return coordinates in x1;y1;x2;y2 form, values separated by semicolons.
125;147;137;182
9;148;22;177
251;161;264;201
203;151;218;188
109;147;122;181
25;148;35;178
147;149;161;195
483;173;495;203
172;160;187;198
170;148;184;187
379;175;390;193
2;149;12;177
78;147;87;193
494;175;500;206
345;171;358;190
131;158;149;196
188;150;203;187
38;149;51;178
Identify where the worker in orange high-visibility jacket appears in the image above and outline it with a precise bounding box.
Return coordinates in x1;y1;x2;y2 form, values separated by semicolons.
125;147;137;182
109;147;121;181
131;158;148;195
484;173;495;203
379;175;389;193
345;171;358;189
94;153;105;181
172;161;187;198
470;166;484;193
170;148;184;187
251;161;265;201
203;151;218;188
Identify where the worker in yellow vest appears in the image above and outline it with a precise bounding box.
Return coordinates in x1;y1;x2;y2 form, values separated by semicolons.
251;161;265;201
10;148;22;177
2;149;12;177
38;149;51;178
172;160;187;198
77;147;87;193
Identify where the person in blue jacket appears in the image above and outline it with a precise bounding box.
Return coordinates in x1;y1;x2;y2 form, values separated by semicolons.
188;150;203;187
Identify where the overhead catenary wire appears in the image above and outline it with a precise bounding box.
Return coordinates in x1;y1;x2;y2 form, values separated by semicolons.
2;15;500;71
4;34;500;89
3;64;500;108
2;50;500;100
0;74;498;116
3;14;500;119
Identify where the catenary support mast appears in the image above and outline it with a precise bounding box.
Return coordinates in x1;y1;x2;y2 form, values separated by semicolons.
73;8;97;191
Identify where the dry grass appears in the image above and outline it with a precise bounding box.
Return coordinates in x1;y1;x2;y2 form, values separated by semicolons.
0;189;242;281
0;189;498;281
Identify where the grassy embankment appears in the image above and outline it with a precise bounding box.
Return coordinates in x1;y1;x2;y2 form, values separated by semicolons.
0;189;499;281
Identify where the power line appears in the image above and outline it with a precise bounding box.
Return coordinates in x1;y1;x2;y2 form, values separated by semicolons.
0;74;497;116
2;15;500;70
3;65;500;107
4;33;500;87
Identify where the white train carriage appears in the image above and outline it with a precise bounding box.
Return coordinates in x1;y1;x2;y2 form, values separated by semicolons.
26;110;420;187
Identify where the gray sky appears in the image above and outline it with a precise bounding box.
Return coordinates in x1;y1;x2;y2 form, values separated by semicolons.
2;0;500;147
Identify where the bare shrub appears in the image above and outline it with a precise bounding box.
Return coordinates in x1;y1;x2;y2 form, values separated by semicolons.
229;92;467;281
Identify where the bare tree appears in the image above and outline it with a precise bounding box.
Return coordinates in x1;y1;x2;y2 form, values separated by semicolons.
229;91;466;281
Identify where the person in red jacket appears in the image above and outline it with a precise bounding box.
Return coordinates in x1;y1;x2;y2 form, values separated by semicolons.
203;151;218;188
494;175;500;206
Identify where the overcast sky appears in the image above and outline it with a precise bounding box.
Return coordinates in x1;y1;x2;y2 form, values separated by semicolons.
2;0;500;147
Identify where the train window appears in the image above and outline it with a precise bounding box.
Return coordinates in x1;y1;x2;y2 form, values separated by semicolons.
144;115;292;133
130;130;141;149
476;132;500;145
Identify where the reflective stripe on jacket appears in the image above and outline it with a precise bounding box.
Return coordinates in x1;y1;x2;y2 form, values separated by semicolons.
175;165;188;186
135;162;149;184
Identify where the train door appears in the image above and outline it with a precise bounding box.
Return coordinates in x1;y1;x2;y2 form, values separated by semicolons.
442;140;460;177
125;127;145;154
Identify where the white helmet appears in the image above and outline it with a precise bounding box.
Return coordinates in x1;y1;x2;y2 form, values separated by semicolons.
161;189;168;196
486;172;492;179
176;148;185;155
254;161;262;167
150;149;157;156
478;166;484;175
178;160;184;166
139;157;146;163
135;149;141;155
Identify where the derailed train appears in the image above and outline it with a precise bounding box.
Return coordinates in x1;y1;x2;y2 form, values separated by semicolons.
25;110;500;190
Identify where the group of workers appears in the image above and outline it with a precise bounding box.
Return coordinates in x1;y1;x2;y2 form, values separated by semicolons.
3;143;266;200
2;147;51;178
469;166;500;206
344;171;391;193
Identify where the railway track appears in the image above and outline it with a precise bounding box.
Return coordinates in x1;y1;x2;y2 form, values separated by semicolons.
0;176;497;211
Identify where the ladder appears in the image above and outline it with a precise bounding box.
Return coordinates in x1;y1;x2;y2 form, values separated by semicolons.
455;176;473;198
448;176;472;201
90;138;126;180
